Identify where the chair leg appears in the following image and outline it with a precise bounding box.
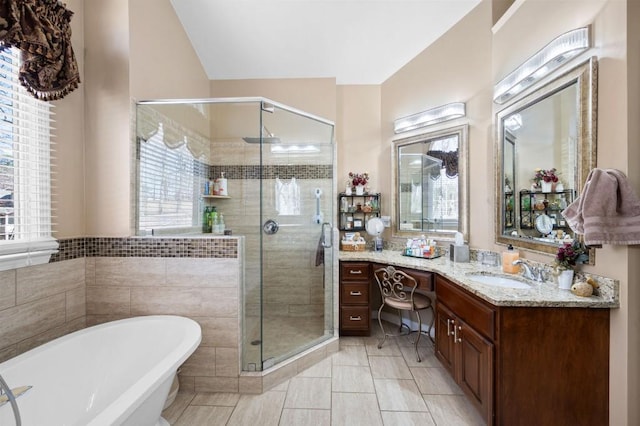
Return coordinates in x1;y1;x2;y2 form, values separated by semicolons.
414;310;422;363
377;303;387;349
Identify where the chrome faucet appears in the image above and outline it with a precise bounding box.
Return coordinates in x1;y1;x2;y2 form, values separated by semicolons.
0;373;22;426
512;259;546;282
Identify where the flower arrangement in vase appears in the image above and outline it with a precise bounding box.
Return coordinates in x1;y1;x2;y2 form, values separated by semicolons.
532;168;559;192
553;240;588;289
348;172;369;195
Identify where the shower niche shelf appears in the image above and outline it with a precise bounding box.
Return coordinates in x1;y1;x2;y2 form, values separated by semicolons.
202;195;231;199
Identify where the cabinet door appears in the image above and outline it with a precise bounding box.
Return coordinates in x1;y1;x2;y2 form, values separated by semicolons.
434;303;456;375
458;320;494;425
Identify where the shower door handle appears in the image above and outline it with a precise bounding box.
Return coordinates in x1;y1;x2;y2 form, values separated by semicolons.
321;222;332;248
263;219;279;235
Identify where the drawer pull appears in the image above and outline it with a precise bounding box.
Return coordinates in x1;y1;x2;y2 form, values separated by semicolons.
349;291;362;296
349;316;362;321
349;270;363;275
447;319;453;336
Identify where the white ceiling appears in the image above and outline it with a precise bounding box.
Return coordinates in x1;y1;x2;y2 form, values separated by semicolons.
169;0;481;85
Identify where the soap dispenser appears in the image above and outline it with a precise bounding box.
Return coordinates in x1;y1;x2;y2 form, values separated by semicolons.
502;244;520;274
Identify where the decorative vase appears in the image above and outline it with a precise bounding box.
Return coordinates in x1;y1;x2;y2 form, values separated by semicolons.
555;183;564;191
345;186;352;195
558;269;574;290
541;181;553;192
355;185;365;196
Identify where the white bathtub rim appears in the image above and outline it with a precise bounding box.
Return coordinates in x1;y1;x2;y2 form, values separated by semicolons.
91;316;202;425
0;315;202;426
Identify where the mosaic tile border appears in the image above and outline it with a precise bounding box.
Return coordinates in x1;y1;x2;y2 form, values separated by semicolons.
50;237;238;262
210;164;332;180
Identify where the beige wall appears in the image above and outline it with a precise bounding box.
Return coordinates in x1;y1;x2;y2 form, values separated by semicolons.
52;0;86;238
626;0;640;417
129;0;210;100
210;78;337;123
336;85;382;195
83;0;132;237
381;0;494;246
81;0;210;237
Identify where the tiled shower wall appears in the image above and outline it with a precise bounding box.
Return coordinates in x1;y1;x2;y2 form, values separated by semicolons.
0;237;242;394
207;141;334;369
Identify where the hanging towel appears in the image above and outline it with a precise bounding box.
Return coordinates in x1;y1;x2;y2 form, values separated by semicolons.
315;231;324;267
410;182;422;213
275;177;300;215
562;168;640;245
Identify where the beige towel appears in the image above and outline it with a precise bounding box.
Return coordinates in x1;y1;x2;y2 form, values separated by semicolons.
562;168;640;245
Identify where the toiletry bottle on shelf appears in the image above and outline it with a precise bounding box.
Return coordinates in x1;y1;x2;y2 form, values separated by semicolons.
502;244;520;274
215;172;228;196
202;206;211;233
208;206;217;233
219;214;225;234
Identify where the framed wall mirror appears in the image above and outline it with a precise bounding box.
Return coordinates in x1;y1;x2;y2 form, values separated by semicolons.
391;124;469;241
495;57;597;255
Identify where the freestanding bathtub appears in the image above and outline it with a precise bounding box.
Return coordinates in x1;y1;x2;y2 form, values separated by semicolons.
0;315;201;426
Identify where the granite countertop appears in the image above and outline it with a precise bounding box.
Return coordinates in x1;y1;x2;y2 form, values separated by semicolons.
339;250;619;308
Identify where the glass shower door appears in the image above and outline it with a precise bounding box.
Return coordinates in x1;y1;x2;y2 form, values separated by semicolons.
259;103;334;369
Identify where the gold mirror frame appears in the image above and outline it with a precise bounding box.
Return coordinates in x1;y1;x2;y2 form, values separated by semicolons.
391;124;469;242
495;57;598;255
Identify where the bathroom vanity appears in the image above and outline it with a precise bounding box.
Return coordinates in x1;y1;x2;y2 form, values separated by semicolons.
339;251;617;425
339;261;433;336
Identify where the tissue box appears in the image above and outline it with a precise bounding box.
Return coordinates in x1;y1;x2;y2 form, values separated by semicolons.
449;244;470;263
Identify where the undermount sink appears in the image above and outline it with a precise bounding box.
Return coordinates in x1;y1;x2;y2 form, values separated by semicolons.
466;273;532;289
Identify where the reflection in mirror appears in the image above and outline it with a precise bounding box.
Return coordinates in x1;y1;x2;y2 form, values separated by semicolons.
392;124;468;241
496;58;597;255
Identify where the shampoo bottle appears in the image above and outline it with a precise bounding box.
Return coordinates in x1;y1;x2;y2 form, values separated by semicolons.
502;244;520;274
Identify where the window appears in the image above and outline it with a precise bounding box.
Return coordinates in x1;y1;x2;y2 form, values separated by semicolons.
135;105;212;235
137;124;200;233
0;47;57;270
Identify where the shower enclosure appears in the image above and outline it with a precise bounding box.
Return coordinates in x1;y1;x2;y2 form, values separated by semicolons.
135;98;335;372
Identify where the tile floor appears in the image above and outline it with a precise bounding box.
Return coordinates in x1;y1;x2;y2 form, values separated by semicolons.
162;323;485;426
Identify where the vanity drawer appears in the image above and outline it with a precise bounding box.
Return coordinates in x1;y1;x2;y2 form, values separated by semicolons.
398;267;434;291
371;264;434;292
340;262;370;281
341;283;369;305
340;306;370;330
436;275;496;341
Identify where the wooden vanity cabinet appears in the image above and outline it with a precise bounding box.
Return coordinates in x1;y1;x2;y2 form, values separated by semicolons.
435;276;494;424
339;261;371;336
435;275;610;426
339;261;435;336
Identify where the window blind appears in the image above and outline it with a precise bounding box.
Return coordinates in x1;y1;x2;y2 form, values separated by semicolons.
0;47;57;269
138;123;201;233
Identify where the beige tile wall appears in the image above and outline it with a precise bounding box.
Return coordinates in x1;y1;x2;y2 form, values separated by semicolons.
85;256;242;393
0;258;87;363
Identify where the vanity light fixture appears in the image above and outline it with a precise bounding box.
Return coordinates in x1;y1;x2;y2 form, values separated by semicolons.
393;102;466;134
504;113;523;131
493;26;590;104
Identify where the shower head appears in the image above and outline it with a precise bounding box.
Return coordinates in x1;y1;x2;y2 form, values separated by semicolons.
242;137;282;144
243;126;281;144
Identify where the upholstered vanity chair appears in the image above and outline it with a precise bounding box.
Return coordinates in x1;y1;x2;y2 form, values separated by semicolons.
374;265;434;362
